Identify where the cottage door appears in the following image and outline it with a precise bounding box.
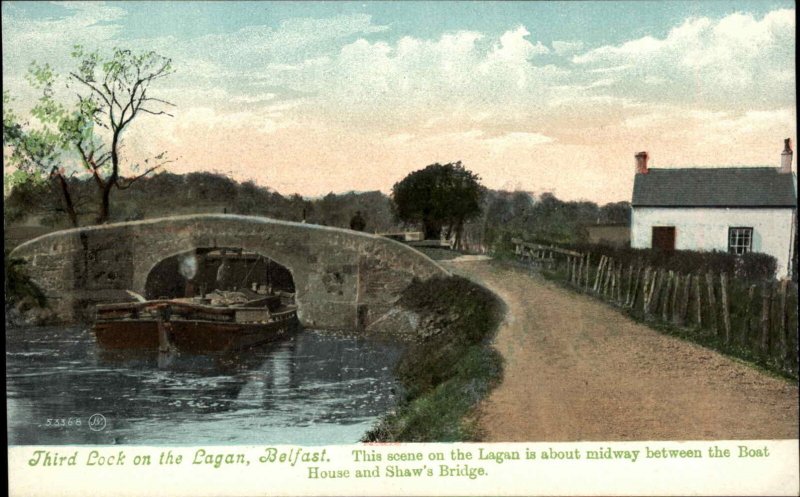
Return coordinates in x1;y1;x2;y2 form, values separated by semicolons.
651;226;675;251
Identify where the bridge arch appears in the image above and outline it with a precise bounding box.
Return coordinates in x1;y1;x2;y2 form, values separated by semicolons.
10;214;448;330
143;247;296;300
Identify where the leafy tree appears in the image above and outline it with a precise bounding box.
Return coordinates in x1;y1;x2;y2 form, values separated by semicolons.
392;162;483;248
477;190;534;249
3;46;175;225
3;89;85;226
599;201;631;224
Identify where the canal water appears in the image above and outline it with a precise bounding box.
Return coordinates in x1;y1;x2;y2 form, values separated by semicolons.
6;326;404;445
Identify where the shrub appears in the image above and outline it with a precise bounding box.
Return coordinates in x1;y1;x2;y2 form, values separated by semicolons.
363;275;504;441
529;240;778;282
4;250;46;309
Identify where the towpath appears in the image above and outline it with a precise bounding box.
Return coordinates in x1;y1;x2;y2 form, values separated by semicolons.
442;259;799;441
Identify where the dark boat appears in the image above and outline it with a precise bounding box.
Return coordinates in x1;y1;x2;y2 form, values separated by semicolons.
93;292;299;353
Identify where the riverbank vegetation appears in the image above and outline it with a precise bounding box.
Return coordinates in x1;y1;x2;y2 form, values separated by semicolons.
363;275;504;442
4;249;51;326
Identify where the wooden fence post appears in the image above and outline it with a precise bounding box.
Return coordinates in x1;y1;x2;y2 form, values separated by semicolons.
598;257;607;295
655;269;665;317
616;264;623;302
610;261;617;300
571;255;576;280
778;279;789;370
624;265;632;306
661;270;673;322
577;254;584;287
584;254;592;289
642;267;652;314
759;282;771;357
769;281;778;360
605;259;614;298
599;257;607;295
705;272;718;336
581;254;587;288
630;266;642;309
671;272;682;324
566;255;572;280
573;256;579;284
693;274;702;327
742;284;756;347
610;259;617;299
626;265;634;307
720;272;731;345
593;256;606;292
645;269;660;318
788;283;798;374
678;273;691;326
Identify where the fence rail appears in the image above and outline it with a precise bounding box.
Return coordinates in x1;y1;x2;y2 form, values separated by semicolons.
515;246;799;377
511;238;581;269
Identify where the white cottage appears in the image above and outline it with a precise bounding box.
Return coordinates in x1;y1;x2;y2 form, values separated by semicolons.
631;140;797;278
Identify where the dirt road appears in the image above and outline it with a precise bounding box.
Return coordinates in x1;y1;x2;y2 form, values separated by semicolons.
443;260;799;441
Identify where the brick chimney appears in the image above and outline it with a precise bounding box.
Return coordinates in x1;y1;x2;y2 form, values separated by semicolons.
635;151;649;174
780;138;793;173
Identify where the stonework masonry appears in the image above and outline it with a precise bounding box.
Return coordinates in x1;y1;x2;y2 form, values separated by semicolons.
10;214;449;330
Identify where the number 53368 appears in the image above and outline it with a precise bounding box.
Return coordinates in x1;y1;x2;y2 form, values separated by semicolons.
45;417;82;427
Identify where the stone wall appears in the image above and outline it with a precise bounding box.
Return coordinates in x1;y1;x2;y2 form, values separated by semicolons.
9;214;449;330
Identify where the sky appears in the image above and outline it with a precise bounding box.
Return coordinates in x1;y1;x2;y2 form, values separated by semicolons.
2;1;796;202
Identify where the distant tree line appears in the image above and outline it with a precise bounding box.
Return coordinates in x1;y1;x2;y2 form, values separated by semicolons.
3;171;399;232
5;168;631;252
464;190;631;253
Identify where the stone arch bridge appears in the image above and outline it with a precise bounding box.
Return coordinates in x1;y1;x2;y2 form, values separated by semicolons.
9;214;449;329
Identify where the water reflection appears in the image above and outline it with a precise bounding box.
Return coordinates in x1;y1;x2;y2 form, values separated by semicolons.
7;326;403;445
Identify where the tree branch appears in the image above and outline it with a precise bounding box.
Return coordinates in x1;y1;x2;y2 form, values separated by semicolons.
142;97;176;107
115;157;175;190
139;108;174;117
69;72;113;109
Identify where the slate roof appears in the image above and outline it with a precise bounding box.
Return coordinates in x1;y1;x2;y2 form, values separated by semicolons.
632;167;797;207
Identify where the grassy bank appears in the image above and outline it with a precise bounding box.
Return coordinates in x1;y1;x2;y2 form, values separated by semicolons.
363;275;504;442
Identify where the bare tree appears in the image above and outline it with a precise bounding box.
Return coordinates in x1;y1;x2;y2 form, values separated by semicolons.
68;46;176;223
5;47;176;226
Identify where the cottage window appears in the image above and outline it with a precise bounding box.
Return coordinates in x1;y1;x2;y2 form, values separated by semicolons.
728;227;753;255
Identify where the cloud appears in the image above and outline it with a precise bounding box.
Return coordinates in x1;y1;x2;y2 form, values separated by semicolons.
552;40;584;55
482;132;554;151
270;26;568;130
2;2;125;71
230;93;277;104
167;13;389;68
571;9;795;108
487;26;550;62
2;6;795;202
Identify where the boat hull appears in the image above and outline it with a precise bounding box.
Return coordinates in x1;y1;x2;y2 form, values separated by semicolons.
93;318;298;352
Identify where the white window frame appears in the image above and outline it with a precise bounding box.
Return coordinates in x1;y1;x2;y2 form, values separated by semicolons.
728;227;753;255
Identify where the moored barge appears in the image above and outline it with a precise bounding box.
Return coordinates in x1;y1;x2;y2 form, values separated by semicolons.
93;293;298;353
